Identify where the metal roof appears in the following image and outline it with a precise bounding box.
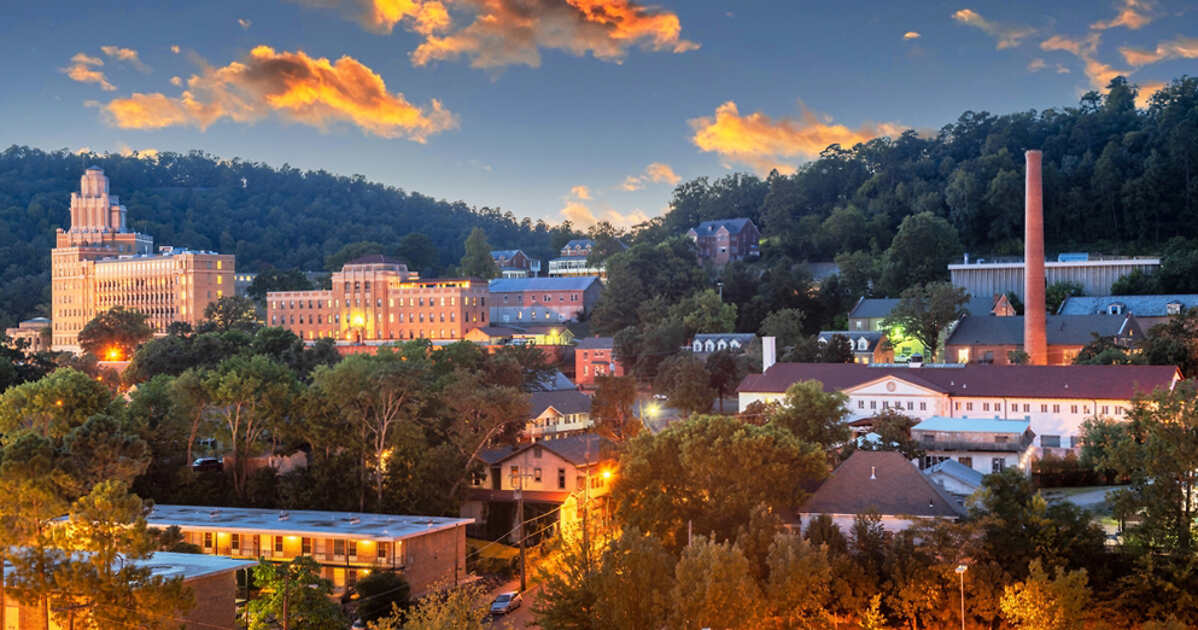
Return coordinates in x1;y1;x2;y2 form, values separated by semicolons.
911;416;1030;434
945;314;1140;346
489;277;600;292
1058;294;1198;317
145;505;472;541
923;460;985;488
575;336;614;349
477;434;611;467
849;296;998;320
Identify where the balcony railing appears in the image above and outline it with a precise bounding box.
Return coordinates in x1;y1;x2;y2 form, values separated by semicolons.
920;438;1032;453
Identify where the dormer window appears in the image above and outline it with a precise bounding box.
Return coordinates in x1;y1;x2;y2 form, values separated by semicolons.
1167;302;1182;316
857;338;868;351
1107;303;1124;315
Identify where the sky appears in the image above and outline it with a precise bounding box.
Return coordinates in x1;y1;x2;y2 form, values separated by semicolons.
0;0;1195;228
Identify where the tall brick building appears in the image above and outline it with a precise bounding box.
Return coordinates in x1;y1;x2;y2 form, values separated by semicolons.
51;168;234;353
267;255;490;342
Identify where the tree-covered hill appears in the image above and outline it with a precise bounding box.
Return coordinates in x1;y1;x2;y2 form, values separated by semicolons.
0;146;575;327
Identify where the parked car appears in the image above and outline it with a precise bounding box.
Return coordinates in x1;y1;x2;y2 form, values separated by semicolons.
192;457;222;472
490;591;522;616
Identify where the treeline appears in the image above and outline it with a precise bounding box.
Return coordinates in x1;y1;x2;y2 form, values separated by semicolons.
0;145;580;328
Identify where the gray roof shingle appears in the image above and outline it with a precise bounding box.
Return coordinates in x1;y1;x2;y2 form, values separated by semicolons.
690;217;755;235
1058;294;1198;317
850;296;999;320
799;451;966;519
530;390;592;417
489;277;600;292
945;314;1141;346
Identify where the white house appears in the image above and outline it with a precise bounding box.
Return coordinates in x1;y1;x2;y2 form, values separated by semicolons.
690;332;757;354
910;416;1035;474
738;363;1181;455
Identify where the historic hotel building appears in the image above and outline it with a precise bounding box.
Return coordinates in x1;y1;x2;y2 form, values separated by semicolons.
51;168;234;353
267;255;491;342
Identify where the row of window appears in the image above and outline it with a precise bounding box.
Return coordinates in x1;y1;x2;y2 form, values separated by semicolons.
858;400;929;411
274;295;485;309
499;293;581;304
922;455;1007;473
273;309;480;326
201;532;390;560
952;401;1124;416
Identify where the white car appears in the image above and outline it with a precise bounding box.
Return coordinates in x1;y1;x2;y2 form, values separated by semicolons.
489;591;522;615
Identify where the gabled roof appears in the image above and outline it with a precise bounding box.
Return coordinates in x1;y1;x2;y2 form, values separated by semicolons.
1058;294;1198;317
849;296;998;320
478;434;611;467
530;390;592;418
945;314;1142;346
923;460;985;489
563;239;594;249
692;333;758;344
491;249;524;259
690;217;755;235
530;371;578;392
737;362;1180;400
818;330;885;352
799;451;965;519
489;277;600;292
575;336;614;350
911;416;1029;434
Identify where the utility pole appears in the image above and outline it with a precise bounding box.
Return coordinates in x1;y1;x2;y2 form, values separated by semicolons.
516;474;526;592
955;563;968;630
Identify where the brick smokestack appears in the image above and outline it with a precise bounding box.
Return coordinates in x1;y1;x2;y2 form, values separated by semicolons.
1024;150;1048;365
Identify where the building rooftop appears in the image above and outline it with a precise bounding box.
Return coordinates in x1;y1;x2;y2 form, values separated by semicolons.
343;254;407;267
923;460;985;489
946;314;1140;346
911;416;1030;434
530;389;592;417
949;256;1160;269
489;277;600;292
145;505;473;541
799;451;965;519
490;249;524;259
849;295;998;321
1058;294;1198;317
575;336;614;350
692;332;758;343
4;551;254;582
478;433;611;467
563;239;594;249
738;362;1180;400
818;330;885;352
690;217;755;235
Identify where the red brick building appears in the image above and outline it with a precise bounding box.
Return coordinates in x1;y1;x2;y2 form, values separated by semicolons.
574;336;625;388
686;217;761;265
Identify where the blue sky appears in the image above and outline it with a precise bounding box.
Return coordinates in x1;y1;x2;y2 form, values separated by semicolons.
0;0;1194;226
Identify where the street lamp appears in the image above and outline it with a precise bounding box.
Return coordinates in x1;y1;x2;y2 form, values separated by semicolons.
955;564;968;630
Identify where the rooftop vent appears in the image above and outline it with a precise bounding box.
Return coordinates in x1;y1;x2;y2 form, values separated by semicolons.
870;466;877;480
278;511;290;521
349;517;361;525
208;509;220;520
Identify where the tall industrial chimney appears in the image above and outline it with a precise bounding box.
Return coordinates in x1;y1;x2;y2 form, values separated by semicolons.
1024;150;1048;365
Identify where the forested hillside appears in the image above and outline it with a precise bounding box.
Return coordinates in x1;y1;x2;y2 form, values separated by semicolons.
639;77;1198;261
0;146;575;327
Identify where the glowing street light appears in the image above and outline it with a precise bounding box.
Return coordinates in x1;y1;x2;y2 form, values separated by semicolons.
955;564;968;630
104;346;123;361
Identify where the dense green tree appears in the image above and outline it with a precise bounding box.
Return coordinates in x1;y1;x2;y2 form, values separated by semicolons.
589;375;640;442
706;350;748;412
654;354;715;416
591;238;706;334
397;232;440;274
669;289;737;337
353;571;411;624
613;414;826;550
765;532;835;626
1140;310;1198;377
246;268;314;300
882;281;970;361
767;380;851;450
1073;334;1143;365
759;308;806;352
592;529;675;630
200;295;260;333
77;306;153;360
1000;559;1092;630
670;538;763;630
0;368;114;439
247;557;345;630
879;213;962;295
1045;282;1085;314
325;240;385;271
388;582;488;630
459;227;499;279
1082;381;1198;553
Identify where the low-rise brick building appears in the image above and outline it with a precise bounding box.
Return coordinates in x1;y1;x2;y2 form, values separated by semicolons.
574;336;625;387
489;276;602;323
686;217;761;265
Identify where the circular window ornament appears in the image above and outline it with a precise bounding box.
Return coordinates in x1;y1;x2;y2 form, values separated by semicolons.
886;381;896;392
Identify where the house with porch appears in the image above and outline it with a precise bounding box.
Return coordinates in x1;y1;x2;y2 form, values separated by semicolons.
526;390;593;441
910;416;1035;474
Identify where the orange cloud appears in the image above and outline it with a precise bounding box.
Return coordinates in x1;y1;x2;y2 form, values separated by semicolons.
1027;57;1070;74
62;52;115;91
170;76;183;87
101;45;149;72
621;162;680;190
689;101;904;175
1040;34;1126;88
570;185;592;200
412;0;698;68
238;18;252;29
1134;80;1167;108
951;9;1035;49
170;45;181;54
903;31;921;40
101;46;456;142
291;0;451;35
1119;36;1198;67
1091;0;1157;31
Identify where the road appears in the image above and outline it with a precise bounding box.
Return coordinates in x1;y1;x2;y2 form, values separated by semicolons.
486;579;540;629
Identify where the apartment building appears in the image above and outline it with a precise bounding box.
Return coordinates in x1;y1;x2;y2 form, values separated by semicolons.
145;505;472;595
2;552;252;630
574;336;625;387
911;416;1035;474
686;217;761;264
267;256;490;342
738;363;1180;454
489;276;602;323
51;168;234;352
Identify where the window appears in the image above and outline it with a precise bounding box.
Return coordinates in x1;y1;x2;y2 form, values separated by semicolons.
858;400;864;409
1071;405;1078;414
992;458;1006;473
334;539;345;556
378;542;389;559
966;402;973;411
870;401;876;409
1115;406;1124;416
301;537;312;555
558;468;566;489
1167;302;1182;315
1102;405;1109;415
958;456;973;468
1023;404;1030;413
204;532;213;548
274;536;283;553
983;402;990;411
1041;435;1061;448
534;467;543;482
1052;404;1060;413
231;534;240;551
349;541;359;558
533;446;543;458
920;402;927;411
1041;404;1048;412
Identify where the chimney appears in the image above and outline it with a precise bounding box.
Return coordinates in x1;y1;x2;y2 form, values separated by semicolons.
1024;150;1048;365
762;336;776;372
